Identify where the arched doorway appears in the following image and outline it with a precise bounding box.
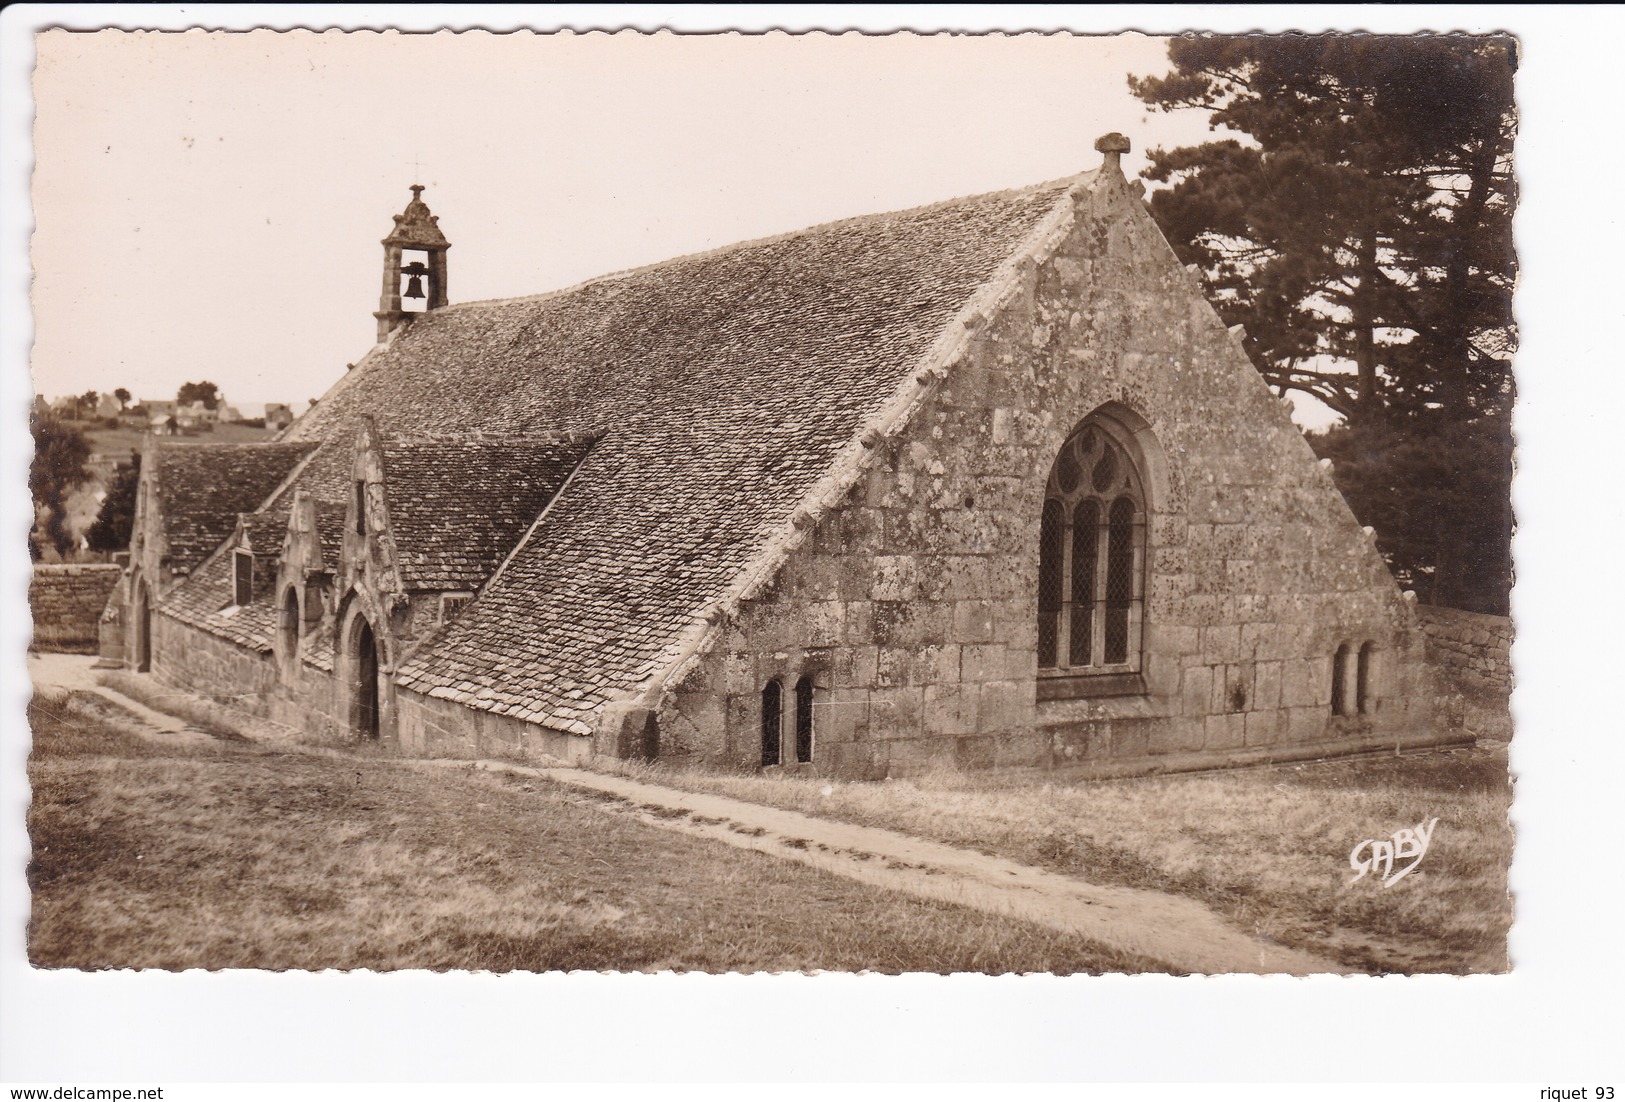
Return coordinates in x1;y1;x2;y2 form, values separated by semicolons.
351;616;380;740
133;582;152;673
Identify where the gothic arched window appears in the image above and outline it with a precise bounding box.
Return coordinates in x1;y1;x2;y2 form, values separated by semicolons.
1037;418;1148;697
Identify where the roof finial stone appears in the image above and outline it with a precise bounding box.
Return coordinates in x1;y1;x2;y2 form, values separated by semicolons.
381;183;452;250
1094;132;1131;176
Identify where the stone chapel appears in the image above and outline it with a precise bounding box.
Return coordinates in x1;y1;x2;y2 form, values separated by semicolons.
97;134;1461;778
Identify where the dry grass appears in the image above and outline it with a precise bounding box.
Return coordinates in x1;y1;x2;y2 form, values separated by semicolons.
27;696;1164;974
94;671;255;740
599;747;1513;974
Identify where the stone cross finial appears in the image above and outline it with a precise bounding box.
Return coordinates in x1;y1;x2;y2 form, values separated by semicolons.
1094;132;1131;174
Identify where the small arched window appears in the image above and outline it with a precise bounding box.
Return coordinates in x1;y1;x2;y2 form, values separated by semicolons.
1037;418;1148;695
794;677;815;764
761;680;783;766
1331;643;1351;716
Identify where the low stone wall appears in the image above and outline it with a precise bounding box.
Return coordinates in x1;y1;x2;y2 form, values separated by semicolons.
150;612;280;716
397;686;592;764
1416;605;1513;739
30;564;123;653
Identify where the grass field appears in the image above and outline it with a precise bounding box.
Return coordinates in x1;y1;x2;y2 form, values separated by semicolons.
83;421;276;459
603;747;1514;974
27;695;1165;974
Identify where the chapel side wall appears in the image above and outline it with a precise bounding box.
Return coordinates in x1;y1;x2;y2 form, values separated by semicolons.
265;655;345;741
660;171;1439;778
395;686;592;763
149;612;280;715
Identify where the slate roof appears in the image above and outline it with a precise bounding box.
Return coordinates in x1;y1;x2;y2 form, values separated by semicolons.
273;175;1083;732
160;510;289;652
154;442;316;574
313;501;348;570
379;436;594;591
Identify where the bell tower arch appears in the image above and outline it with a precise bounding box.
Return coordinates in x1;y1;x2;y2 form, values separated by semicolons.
374;184;451;343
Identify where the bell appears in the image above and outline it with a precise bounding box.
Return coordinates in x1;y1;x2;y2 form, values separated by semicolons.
400;259;430;300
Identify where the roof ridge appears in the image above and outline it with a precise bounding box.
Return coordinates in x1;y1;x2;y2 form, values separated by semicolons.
155;440;313;452
435;172;1092;317
380;430;600;446
155;442;322;610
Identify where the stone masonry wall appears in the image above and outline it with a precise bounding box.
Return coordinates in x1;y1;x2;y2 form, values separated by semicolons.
1416;606;1513;696
150;612;280;716
31;564;123;653
147;594;587;759
658;169;1441;778
1416;605;1513;739
396;687;592;763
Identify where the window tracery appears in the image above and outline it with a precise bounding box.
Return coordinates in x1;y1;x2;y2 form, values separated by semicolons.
1038;419;1148;695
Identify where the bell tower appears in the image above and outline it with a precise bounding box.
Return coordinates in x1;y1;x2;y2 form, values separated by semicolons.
374;184;451;343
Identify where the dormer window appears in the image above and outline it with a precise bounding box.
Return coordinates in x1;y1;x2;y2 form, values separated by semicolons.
440;592;473;624
233;549;254;607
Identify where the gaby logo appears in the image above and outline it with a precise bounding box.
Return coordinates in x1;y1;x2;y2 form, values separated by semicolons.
1349;817;1439;888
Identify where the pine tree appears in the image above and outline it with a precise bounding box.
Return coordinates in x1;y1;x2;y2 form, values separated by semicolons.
1132;36;1517;612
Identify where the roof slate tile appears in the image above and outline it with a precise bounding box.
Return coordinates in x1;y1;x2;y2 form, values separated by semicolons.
158;176;1080;729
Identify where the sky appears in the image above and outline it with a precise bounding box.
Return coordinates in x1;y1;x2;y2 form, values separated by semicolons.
29;30;1240;412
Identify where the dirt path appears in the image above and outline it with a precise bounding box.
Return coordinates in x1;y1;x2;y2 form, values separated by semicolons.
434;759;1344;975
29;653;218;748
31;653;1345;974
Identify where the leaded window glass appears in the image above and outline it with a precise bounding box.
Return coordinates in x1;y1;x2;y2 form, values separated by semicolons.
1069;499;1098;667
1037;499;1064;668
1105;496;1136;664
1036;419;1148;686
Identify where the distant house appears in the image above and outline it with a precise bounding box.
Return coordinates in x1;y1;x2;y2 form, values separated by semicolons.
142;401;178;435
264;403;295;431
95;393;123;420
176;402;218;431
219;405;244;424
